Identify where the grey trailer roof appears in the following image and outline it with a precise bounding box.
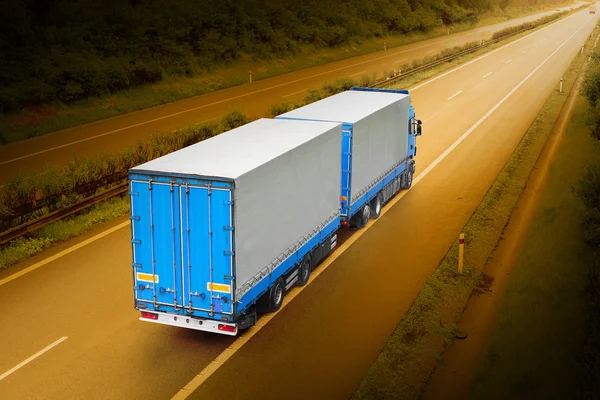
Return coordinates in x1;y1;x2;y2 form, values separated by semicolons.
278;90;410;124
131;118;342;179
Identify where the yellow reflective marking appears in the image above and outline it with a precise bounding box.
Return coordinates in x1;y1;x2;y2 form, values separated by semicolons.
207;282;230;294
137;273;159;283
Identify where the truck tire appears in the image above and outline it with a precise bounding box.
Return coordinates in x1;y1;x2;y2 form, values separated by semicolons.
268;278;285;312
403;170;413;189
297;254;312;286
370;193;383;219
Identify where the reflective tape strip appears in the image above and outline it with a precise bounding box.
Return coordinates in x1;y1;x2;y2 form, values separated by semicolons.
137;273;159;283
207;282;231;294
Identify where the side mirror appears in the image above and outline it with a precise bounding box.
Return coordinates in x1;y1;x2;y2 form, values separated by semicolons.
416;120;422;136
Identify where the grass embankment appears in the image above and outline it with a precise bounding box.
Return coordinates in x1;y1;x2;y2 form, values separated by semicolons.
0;3;575;144
351;19;596;400
468;93;597;400
0;5;582;271
469;37;600;400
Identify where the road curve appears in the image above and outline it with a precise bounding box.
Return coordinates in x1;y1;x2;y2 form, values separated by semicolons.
0;6;596;400
0;5;580;186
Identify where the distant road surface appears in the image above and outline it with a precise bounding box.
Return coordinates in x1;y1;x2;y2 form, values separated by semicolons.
0;4;580;186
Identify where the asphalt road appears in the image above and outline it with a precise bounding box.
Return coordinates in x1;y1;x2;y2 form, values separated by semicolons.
0;5;581;187
0;6;596;400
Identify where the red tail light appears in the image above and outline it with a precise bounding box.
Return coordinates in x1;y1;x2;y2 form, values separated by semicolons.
218;324;237;333
342;220;348;226
141;311;158;320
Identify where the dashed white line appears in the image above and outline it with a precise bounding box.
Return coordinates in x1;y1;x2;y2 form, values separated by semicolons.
447;91;463;100
396;58;408;63
483;72;493;78
0;337;68;381
348;70;368;77
522;50;528;54
506;59;513;64
544;37;548;40
282;89;308;98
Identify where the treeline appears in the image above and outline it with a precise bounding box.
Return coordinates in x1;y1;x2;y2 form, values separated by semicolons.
0;0;567;113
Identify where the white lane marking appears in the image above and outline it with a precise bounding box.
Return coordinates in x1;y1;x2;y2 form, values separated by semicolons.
506;59;513;64
483;72;493;78
426;49;437;54
348;70;368;77
522;50;528;54
410;12;578;92
544;37;548;40
2;12;580;166
171;16;592;400
396;58;408;63
0;221;129;287
447;91;463;100
0;337;68;381
282;89;307;98
0;117;216;166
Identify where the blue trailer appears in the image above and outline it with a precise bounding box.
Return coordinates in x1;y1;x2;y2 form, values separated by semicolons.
278;87;422;228
128;88;421;336
129;118;342;335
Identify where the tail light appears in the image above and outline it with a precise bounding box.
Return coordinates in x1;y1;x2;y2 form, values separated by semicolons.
218;324;237;333
141;311;158;320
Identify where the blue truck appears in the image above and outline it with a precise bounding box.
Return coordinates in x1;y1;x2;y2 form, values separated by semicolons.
278;87;421;228
128;88;421;335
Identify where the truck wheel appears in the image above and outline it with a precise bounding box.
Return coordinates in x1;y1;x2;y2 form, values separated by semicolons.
370;193;383;219
297;254;312;286
403;170;413;189
358;204;370;228
268;278;285;312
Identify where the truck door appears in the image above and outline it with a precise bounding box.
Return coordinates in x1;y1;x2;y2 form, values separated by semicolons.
180;184;234;316
131;180;184;309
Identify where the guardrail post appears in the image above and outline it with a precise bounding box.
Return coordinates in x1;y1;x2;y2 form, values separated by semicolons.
560;77;563;94
458;233;465;274
249;71;252;83
581;45;584;55
384;41;387;51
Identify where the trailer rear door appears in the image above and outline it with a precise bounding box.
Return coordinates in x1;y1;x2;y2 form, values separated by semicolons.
131;179;234;316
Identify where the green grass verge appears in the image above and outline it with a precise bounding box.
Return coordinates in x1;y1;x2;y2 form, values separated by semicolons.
0;3;574;145
351;18;596;400
468;96;599;400
0;195;129;269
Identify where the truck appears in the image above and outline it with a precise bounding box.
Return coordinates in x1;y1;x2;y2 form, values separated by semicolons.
277;87;421;228
128;87;421;335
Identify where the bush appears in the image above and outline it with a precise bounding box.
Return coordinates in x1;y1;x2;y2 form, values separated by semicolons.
220;110;250;131
576;162;600;251
268;102;296;117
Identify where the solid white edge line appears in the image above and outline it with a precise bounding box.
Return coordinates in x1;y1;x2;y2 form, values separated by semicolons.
483;72;494;78
506;59;513;64
1;11;581;166
0;337;68;381
171;15;593;400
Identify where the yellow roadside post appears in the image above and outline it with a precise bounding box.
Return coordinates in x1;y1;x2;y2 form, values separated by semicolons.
249;71;252;83
458;233;465;274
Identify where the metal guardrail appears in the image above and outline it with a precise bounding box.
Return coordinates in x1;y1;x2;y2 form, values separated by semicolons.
0;9;579;246
0;183;127;245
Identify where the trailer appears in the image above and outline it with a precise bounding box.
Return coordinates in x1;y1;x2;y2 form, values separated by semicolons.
277;87;422;228
129;118;342;335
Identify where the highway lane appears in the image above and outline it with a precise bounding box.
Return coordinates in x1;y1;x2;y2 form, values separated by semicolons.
0;6;595;400
0;5;580;186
